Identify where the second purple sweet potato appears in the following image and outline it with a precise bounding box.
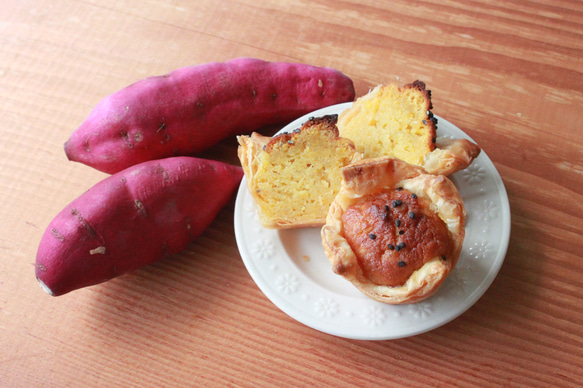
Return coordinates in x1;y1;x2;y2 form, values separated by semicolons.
35;156;243;296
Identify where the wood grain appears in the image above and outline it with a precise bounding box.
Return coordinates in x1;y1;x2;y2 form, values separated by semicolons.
1;0;582;386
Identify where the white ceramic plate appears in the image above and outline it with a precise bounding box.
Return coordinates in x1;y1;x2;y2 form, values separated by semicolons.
234;103;511;340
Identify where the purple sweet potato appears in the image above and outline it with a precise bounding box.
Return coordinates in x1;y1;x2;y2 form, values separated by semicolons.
65;58;355;174
35;157;243;296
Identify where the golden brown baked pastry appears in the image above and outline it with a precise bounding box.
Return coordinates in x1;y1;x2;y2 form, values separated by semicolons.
321;157;466;304
237;115;362;229
337;81;481;176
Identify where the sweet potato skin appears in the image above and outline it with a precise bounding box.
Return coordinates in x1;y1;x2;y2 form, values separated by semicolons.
35;157;243;296
65;58;355;174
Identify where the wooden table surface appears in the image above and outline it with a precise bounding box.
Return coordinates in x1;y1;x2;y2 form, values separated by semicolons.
1;0;582;386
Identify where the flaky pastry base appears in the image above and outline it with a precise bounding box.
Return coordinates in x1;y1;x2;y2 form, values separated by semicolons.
321;157;466;304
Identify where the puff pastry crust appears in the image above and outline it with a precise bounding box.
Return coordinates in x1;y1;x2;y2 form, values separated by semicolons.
422;137;481;176
321;157;466;304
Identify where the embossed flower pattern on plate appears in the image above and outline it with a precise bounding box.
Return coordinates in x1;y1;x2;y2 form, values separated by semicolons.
363;306;387;328
443;265;472;295
476;199;498;222
252;239;275;260
276;273;299;294
315;297;339;319
408;303;434;320
468;240;495;261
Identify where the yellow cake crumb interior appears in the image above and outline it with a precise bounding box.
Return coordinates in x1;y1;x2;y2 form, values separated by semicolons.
339;83;434;165
254;125;356;224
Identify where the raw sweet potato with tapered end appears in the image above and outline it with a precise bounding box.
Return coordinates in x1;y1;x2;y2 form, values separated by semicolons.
35;157;243;296
64;58;355;174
